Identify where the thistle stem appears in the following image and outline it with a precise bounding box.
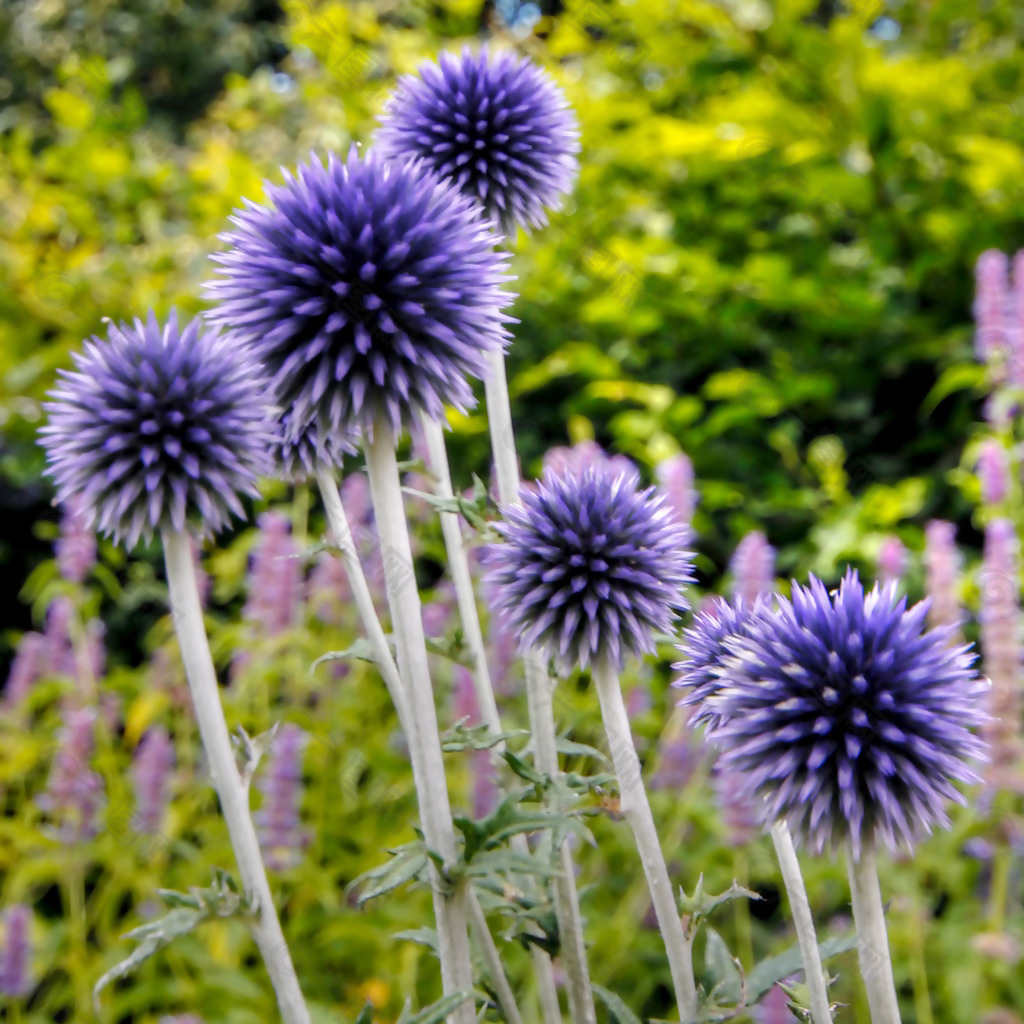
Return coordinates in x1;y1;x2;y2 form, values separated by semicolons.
847;843;902;1024
418;413;563;1024
486;348;597;1024
317;460;522;1024
162;529;310;1024
770;821;832;1024
592;656;699;1022
363;421;475;1024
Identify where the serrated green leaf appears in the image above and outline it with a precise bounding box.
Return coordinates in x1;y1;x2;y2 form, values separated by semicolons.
393;927;439;953
395;991;473;1024
555;736;608;761
593;984;644;1024
349;846;430;905
747;929;857;1003
310;637;386;672
703;927;743;1005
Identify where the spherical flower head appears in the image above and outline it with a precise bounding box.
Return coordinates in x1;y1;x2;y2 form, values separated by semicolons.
673;596;761;735
40;311;272;547
269;412;351;484
377;46;580;236
711;570;988;855
206;147;514;444
484;462;694;671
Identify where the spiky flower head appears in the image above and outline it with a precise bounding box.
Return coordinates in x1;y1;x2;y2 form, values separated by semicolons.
484;462;693;671
269;412;351;484
673;596;760;735
40;312;271;547
377;46;579;236
206;148;513;445
707;571;987;854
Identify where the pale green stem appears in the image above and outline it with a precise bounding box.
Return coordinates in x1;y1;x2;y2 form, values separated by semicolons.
363;422;476;1024
317;461;522;1024
770;821;832;1024
592;657;699;1022
485;347;596;1024
163;529;310;1024
418;412;563;1024
847;843;902;1024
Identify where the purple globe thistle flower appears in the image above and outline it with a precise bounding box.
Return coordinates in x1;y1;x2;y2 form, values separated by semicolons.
256;724;310;870
673;596;759;735
40;311;272;547
730;530;775;607
56;497;96;584
269;412;351;484
0;904;32;999
656;453;698;525
484;462;693;670
206;148;514;445
924;520;962;633
877;535;907;589
377;46;579;236
977;439;1009;507
710;571;988;854
133;726;175;835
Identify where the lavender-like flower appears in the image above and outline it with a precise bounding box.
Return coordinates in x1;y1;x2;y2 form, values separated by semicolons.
876;535;907;589
377;46;579;235
656;452;698;525
56;497;96;584
708;571;987;854
257;724;310;870
650;707;702;792
673;596;757;735
754;983;798;1024
542;439;633;481
3;632;46;706
485;462;693;670
38;707;104;842
924;520;962;632
39;311;271;547
730;530;775;607
207;148;513;445
133;726;175;834
713;761;759;847
243;511;303;636
977;439;1009;506
979;518;1022;785
0;904;32;998
974;249;1012;366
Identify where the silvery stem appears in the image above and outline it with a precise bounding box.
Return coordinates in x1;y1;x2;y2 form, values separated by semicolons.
847;844;902;1024
485;348;596;1024
364;419;475;1024
769;821;832;1024
592;657;699;1022
418;413;563;1024
317;461;522;1024
162;529;310;1024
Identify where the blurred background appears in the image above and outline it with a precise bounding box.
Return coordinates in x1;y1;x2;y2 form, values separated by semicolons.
1;0;1023;1021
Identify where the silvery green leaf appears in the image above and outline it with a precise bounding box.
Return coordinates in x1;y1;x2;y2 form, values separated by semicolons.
593;984;644;1024
747;930;857;1004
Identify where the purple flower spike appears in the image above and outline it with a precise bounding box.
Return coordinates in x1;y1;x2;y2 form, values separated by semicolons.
56;497;96;584
656;453;698;525
257;724;310;870
38;707;104;843
924;520;962;632
709;570;988;855
0;904;32;999
754;983;799;1024
542;440;633;481
40;311;272;547
207;148;514;445
877;535;906;589
4;632;46;707
243;511;303;637
730;531;775;607
133;726;175;835
713;762;759;847
378;46;579;236
977;439;1009;507
673;596;759;735
484;462;693;671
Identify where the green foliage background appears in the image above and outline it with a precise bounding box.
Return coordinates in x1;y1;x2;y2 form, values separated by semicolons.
1;0;1023;1021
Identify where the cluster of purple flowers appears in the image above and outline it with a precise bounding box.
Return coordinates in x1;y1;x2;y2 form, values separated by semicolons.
256;724;310;871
